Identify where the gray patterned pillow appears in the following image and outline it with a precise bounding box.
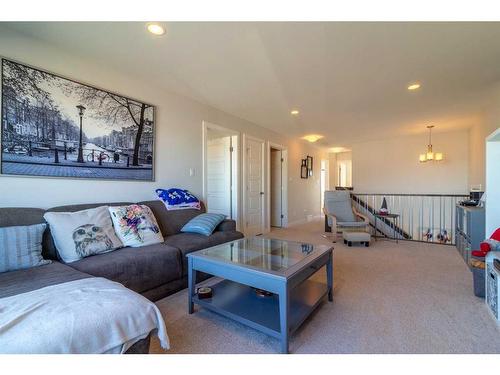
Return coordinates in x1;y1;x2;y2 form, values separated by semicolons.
0;223;51;273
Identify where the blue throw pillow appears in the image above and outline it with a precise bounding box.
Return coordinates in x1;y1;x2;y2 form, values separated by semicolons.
181;213;226;236
0;223;51;273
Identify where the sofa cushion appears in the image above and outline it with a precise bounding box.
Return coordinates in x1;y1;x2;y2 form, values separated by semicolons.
164;231;244;275
139;200;206;236
0;262;91;299
164;232;210;255
0;208;46;228
209;231;244;247
163;232;211;275
67;243;182;294
215;219;237;232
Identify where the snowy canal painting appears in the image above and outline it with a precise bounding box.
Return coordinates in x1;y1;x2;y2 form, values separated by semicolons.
1;59;155;180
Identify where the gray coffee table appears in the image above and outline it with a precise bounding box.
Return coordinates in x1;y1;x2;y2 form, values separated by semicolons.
187;237;333;353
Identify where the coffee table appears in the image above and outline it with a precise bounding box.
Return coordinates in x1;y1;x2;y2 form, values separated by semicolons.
186;237;333;353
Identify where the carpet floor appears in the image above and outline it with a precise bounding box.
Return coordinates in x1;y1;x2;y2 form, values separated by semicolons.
150;220;500;354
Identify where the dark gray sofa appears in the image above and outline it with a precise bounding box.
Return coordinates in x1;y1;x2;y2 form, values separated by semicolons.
0;200;243;353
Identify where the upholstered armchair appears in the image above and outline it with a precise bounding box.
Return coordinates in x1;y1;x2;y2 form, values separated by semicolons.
323;190;370;242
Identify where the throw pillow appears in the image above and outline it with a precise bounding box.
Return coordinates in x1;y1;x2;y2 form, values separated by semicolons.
108;204;164;247
44;206;123;263
181;213;226;236
155;188;201;210
0;223;51;273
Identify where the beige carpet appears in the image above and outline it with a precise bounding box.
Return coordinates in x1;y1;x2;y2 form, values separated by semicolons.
150;220;500;354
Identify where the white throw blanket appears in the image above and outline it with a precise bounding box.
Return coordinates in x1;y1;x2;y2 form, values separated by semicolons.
0;277;169;354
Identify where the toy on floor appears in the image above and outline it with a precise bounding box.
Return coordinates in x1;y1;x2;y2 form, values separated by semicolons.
423;228;433;242
437;229;450;244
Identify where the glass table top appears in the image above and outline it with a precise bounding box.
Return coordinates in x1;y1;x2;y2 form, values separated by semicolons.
194;237;331;274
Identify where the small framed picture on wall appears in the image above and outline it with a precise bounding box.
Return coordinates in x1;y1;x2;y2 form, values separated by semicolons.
301;159;308;179
306;155;313;176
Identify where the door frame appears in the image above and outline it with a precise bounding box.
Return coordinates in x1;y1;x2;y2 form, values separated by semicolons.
267;141;288;231
320;158;329;214
202;121;240;230
242;134;266;236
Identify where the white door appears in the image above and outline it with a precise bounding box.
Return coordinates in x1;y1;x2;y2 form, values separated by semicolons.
338;162;347;187
270;149;282;227
207;137;231;217
245;137;264;236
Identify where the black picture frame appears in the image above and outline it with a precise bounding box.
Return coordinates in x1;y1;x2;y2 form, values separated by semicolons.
306;155;313;176
300;159;308;179
1;58;155;181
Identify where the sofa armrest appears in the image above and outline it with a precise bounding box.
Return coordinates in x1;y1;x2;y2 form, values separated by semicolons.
215;219;237;232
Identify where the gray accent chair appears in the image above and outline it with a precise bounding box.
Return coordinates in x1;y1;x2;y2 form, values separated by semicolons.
323;190;369;242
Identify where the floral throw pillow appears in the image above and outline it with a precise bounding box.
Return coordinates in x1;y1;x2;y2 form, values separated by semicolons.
109;204;163;247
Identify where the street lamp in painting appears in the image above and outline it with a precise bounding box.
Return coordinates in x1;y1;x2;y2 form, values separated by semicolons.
76;104;86;163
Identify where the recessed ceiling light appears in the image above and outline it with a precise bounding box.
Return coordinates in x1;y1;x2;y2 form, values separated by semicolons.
407;83;421;91
147;23;165;36
302;134;323;143
290;110;299;115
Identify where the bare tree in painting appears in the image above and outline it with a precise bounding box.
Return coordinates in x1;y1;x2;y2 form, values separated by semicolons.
2;60;61;142
68;85;152;166
2;60;54;103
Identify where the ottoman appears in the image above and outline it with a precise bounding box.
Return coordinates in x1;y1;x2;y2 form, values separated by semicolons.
343;231;371;247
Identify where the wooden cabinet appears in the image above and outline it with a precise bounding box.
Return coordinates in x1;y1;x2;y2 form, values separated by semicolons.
455;205;485;267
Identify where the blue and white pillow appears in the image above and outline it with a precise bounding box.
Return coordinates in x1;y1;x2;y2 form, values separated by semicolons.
0;223;51;273
156;188;201;211
181;213;226;236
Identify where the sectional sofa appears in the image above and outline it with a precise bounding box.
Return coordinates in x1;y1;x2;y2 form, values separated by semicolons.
0;199;243;353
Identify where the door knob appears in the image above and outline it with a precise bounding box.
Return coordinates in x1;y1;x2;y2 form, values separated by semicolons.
260;192;264;195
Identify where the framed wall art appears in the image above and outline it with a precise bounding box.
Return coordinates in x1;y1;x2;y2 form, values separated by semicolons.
1;58;155;181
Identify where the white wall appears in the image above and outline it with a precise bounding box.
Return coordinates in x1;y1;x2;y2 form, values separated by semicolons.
0;28;324;226
468;83;500;189
351;130;469;194
486;130;500;237
286;140;324;225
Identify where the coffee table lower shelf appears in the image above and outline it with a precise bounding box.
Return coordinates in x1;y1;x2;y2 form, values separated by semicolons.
193;278;328;340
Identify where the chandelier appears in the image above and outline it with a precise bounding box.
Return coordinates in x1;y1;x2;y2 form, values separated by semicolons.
419;125;443;162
